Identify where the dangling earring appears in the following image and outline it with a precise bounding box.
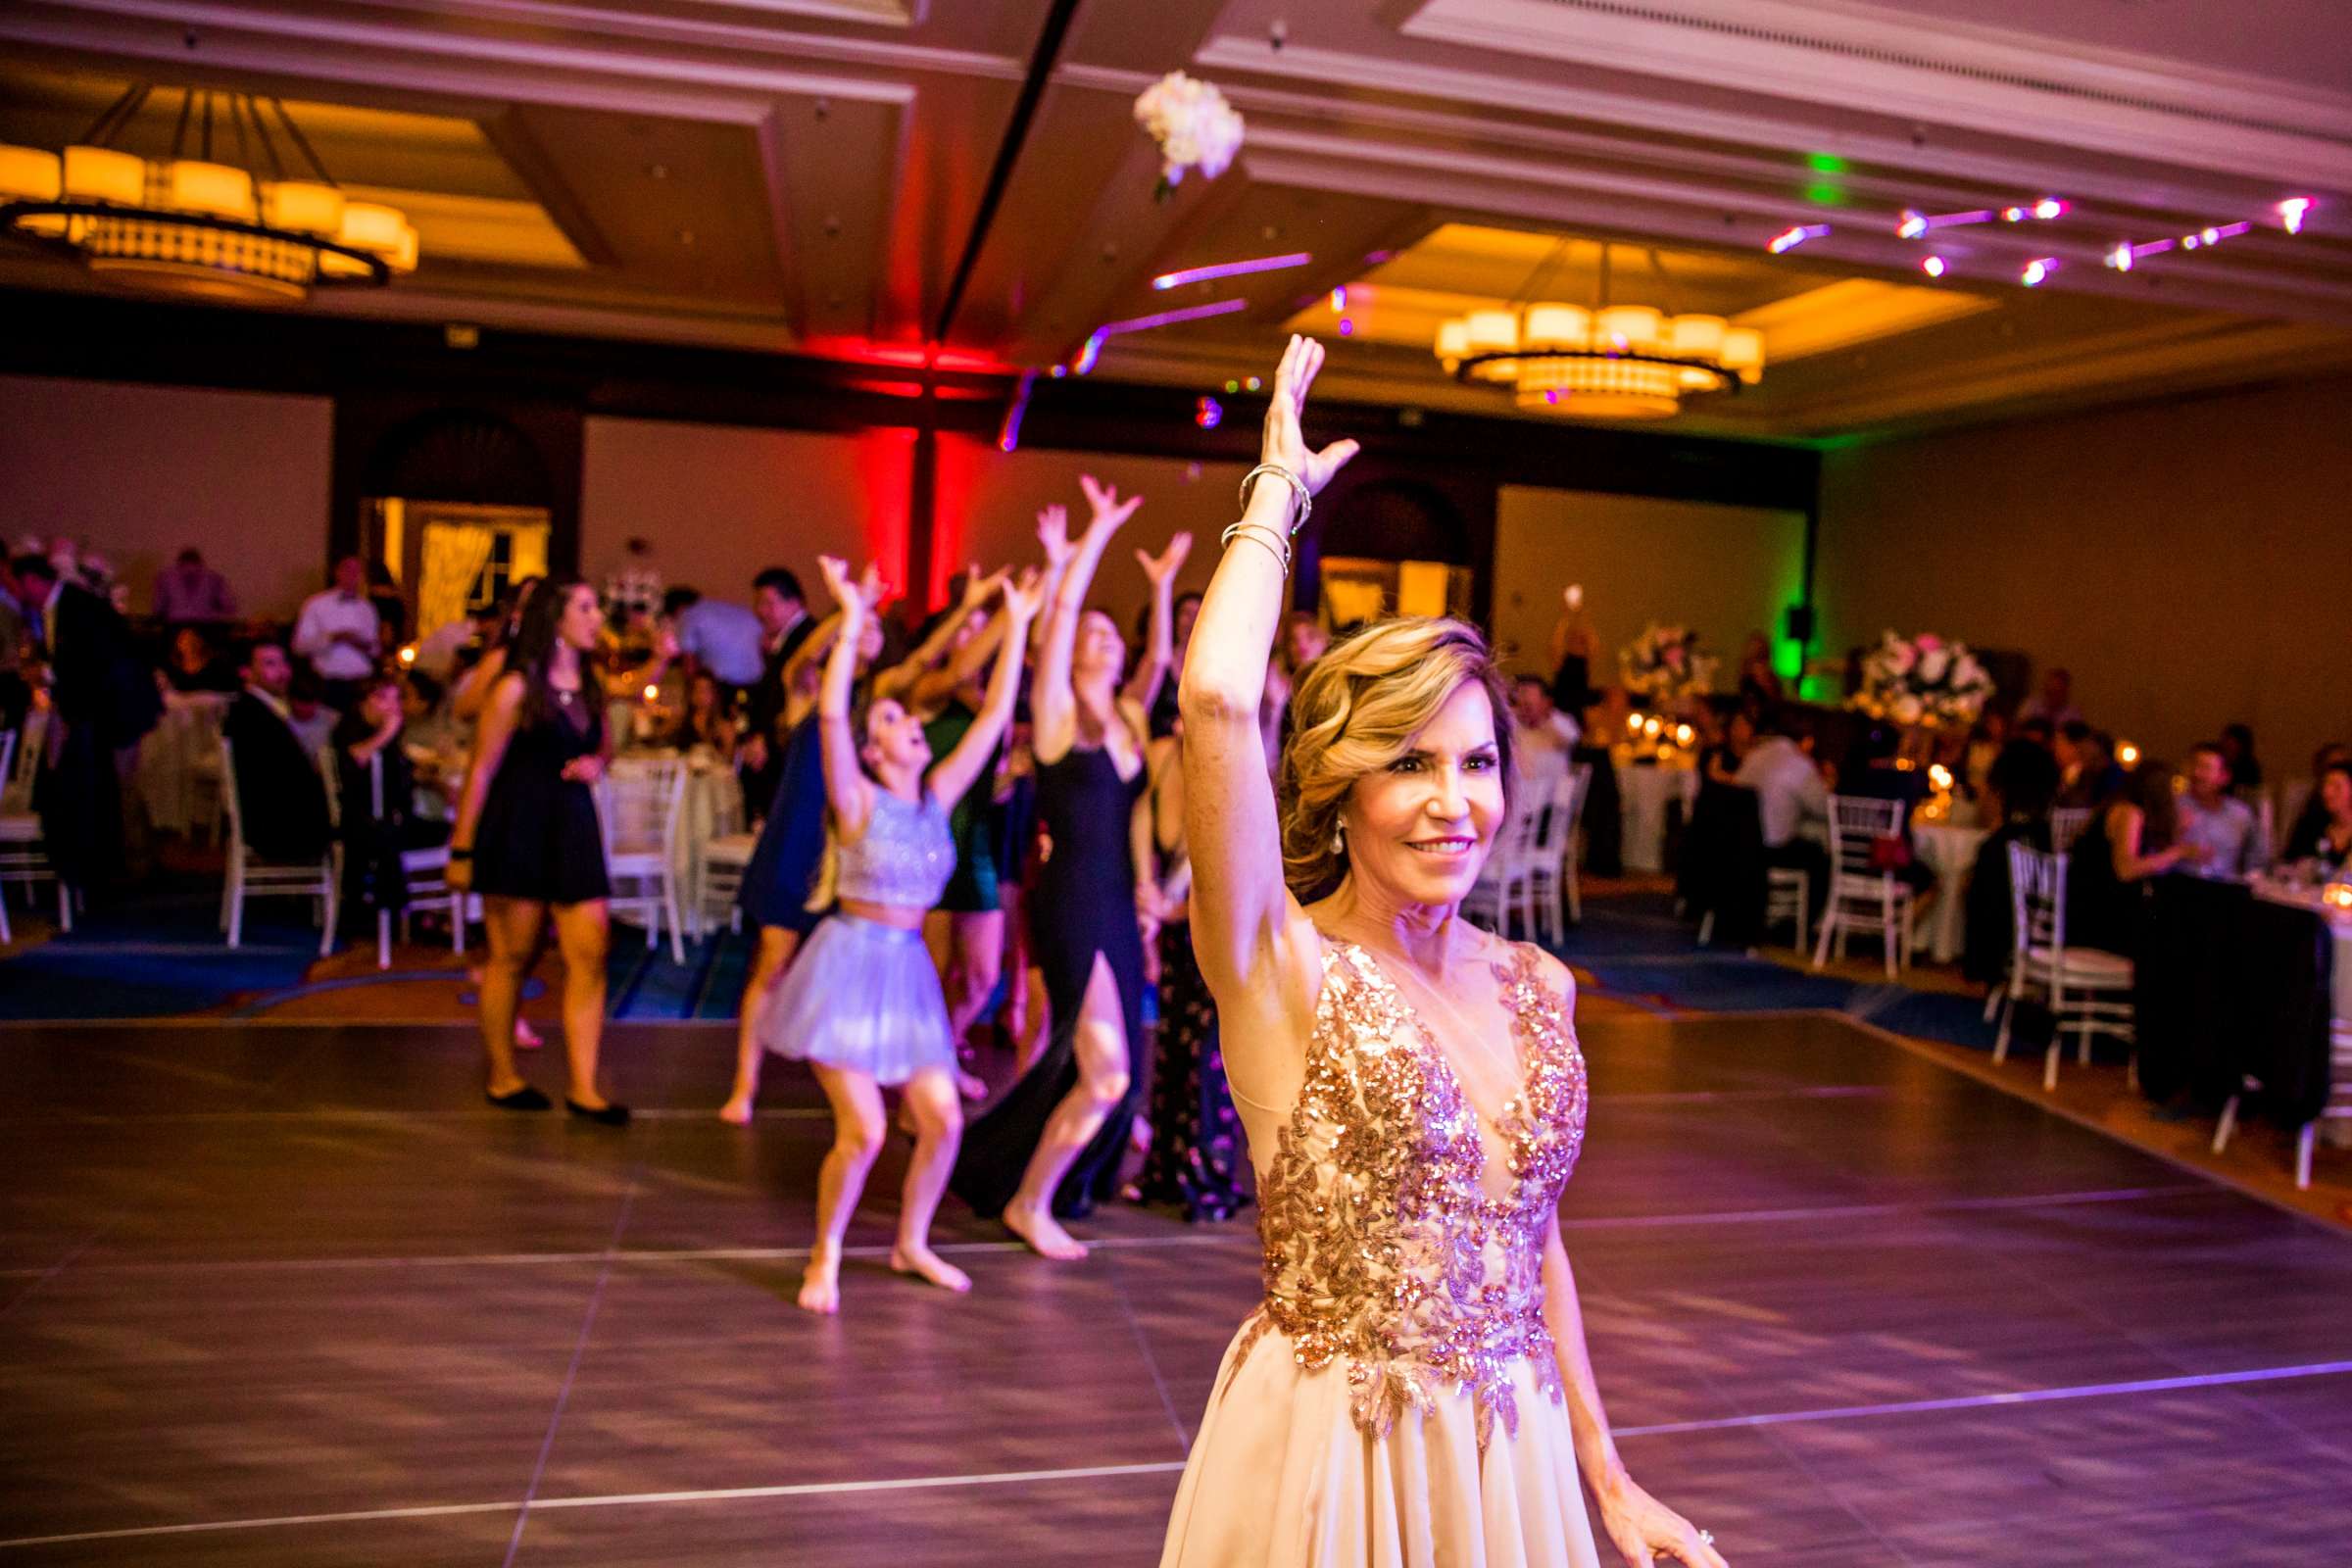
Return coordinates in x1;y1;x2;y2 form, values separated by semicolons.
1332;823;1346;855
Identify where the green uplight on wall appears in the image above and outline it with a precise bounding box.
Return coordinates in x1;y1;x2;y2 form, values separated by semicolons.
1806;152;1848;175
1803;180;1846;208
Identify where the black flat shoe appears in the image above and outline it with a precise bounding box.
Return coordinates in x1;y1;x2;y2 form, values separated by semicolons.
565;1098;631;1128
487;1085;553;1111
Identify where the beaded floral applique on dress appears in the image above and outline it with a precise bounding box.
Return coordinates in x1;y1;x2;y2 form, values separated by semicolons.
1226;938;1590;1451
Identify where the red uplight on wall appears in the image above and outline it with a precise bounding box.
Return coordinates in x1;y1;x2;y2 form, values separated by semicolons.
855;426;917;601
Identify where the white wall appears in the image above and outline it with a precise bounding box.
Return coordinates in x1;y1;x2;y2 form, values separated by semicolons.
0;374;334;619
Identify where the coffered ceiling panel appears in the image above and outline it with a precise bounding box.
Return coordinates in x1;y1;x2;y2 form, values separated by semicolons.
1;0;2347;437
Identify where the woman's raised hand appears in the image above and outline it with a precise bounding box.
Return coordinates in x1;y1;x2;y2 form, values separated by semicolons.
958;563;1004;612
1137;531;1194;585
815;555;856;607
1001;566;1046;624
1078;472;1146;536
1262;334;1360;497
1036;504;1075;567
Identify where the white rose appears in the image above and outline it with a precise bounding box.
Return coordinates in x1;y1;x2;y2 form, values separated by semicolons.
1918;648;1950;685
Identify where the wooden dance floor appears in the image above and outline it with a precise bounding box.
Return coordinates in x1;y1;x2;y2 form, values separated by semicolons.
4;1011;2351;1565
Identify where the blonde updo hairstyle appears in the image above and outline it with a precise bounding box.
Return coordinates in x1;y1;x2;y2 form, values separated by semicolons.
1278;617;1518;900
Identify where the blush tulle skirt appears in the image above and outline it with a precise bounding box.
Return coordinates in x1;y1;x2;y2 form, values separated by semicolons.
1159;1319;1602;1568
760;913;956;1086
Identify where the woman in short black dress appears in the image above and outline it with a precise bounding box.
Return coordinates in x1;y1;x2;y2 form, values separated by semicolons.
448;577;626;1125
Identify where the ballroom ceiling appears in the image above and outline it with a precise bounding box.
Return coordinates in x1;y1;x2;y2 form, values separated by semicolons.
2;0;2348;439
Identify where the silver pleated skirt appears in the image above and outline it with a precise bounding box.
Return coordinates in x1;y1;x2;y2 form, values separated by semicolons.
760;913;956;1087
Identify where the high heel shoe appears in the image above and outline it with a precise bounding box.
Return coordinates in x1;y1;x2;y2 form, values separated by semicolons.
564;1098;631;1128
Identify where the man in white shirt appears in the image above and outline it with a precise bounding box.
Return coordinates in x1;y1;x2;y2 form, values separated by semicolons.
292;555;381;710
1510;674;1581;796
1735;717;1831;912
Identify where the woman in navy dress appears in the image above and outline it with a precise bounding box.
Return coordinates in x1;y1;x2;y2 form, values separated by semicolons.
950;480;1189;1259
447;578;626;1125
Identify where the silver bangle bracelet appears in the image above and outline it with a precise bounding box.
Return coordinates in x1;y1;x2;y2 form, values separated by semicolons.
1219;521;1291;574
1239;464;1312;534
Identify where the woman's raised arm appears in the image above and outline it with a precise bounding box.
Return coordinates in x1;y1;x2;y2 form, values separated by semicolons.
1031;478;1144;766
1179;336;1357;1012
926;570;1041;809
810;557;880;839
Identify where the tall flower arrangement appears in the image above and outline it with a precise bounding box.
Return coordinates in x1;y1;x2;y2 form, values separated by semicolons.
1619;623;1716;703
1133;73;1245;196
1846;630;1995;727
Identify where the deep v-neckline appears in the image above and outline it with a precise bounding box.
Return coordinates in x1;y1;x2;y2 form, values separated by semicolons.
1338;938;1538;1191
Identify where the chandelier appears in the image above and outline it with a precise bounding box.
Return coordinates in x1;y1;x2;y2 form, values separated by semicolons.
0;85;417;304
1433;245;1763;419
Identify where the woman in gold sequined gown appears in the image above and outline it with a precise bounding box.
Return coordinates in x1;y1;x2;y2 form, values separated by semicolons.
1163;337;1729;1568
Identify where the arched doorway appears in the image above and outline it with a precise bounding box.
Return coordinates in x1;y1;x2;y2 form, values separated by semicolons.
360;410;554;649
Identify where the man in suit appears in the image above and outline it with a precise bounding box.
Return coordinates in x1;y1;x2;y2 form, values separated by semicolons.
15;552;164;898
221;638;333;864
736;565;810;815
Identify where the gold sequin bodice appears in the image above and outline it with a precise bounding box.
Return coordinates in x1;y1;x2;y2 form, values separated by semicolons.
1228;938;1589;1449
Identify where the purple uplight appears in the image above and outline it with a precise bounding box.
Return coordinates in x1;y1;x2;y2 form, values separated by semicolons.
997;369;1037;452
1070;298;1248;374
1151;252;1313;290
1768;223;1829;254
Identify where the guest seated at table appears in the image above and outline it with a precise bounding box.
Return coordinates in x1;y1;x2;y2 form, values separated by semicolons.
675;669;740;756
2069;760;2191;957
221;639;332;863
2015;713;2055;753
2054;721;2124;809
1508;673;1579;794
153;546;237;626
2175;742;2265;880
1963;710;2009;800
1735;630;1783;710
1962;735;2064;987
162;625;237;694
286;667;339;760
334;671;453;928
1704;708;1758;785
2279;742;2351;865
2218;722;2263;798
2017;665;2082;728
2278;760;2352;874
1736;708;1830;912
1839;722;1939;908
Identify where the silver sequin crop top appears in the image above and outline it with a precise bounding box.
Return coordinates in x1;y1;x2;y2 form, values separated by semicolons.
835;787;956;907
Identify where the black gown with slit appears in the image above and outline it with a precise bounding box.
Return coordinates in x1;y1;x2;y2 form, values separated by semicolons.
951;744;1146;1219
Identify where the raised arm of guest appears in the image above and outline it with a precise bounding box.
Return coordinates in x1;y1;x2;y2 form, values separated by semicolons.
810;558;883;840
1031;476;1146;767
925;571;1042;810
876;566;1004;709
1178;336;1359;1092
1120;532;1194;724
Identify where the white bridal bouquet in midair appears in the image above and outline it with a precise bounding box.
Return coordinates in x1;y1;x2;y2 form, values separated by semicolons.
1134;72;1245;196
1847;630;1996;727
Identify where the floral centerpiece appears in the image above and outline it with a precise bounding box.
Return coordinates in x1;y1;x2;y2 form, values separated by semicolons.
1619;623;1716;705
1133;73;1245;196
1846;630;1996;727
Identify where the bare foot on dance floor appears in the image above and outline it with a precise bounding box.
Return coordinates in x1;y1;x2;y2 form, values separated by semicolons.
889;1245;972;1294
797;1253;842;1314
717;1096;755;1126
1003;1203;1088;1261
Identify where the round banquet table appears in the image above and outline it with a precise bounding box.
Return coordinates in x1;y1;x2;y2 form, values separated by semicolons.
1613;756;1701;874
1911;818;1989;963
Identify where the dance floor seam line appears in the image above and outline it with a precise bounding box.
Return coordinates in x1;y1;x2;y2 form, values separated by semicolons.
0;1183;2218;1282
0;1464;1199;1552
13;1360;2352;1554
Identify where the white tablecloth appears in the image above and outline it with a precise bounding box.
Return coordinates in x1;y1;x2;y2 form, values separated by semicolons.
1912;820;1989;963
137;691;229;835
1614;760;1700;874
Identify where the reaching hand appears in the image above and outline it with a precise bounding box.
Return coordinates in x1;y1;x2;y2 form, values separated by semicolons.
1078;473;1146;536
1595;1476;1727;1568
855;561;890;612
815;555;856;607
958;564;1003;612
1261;335;1361;498
1136;531;1194;586
1037;505;1074;567
1000;566;1046;624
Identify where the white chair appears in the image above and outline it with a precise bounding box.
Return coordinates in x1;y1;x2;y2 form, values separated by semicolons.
1464;785;1547;939
1812;795;1916;977
0;716;74;941
354;753;466;970
696;831;759;938
220;737;338;955
601;757;689;962
1992;842;2134;1091
2049;807;2093;855
1519;767;1587;946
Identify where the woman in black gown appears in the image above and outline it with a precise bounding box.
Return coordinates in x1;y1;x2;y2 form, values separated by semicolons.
447;578;626;1124
951;480;1187;1259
